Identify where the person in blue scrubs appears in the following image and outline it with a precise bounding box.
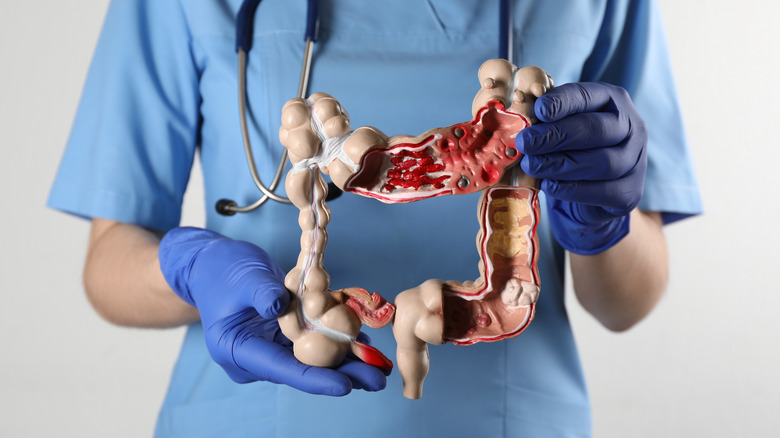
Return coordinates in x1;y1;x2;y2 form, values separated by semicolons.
49;1;701;436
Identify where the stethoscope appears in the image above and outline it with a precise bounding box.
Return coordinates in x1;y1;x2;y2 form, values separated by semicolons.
217;0;513;216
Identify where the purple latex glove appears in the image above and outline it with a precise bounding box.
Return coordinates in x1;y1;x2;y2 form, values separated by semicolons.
158;227;387;396
516;82;648;255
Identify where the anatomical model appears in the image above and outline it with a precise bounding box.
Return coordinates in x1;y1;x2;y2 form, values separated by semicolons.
277;59;553;398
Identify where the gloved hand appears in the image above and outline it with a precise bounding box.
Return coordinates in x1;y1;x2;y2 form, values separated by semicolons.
515;82;648;255
158;227;387;396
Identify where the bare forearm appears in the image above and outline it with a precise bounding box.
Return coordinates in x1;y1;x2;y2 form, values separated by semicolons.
84;219;199;328
570;210;668;332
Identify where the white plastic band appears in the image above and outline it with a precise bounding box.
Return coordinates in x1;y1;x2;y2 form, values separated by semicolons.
291;103;359;344
507;66;521;105
292;98;357;174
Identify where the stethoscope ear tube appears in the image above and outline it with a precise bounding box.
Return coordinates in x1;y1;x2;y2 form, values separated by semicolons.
218;0;338;216
233;49;291;206
499;0;511;62
305;0;319;43
235;0;262;53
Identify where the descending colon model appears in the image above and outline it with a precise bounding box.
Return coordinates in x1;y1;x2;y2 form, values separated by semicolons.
277;59;553;399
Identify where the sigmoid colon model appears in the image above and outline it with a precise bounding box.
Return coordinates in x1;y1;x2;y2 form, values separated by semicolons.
277;59;553;399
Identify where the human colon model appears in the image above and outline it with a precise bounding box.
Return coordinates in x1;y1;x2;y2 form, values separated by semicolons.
277;59;553;398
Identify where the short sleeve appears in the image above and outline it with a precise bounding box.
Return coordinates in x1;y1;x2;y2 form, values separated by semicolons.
581;0;703;224
47;0;201;231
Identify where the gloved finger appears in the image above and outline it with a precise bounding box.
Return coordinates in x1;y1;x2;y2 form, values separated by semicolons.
516;111;628;155
356;331;371;345
224;259;289;319
541;167;644;217
233;335;353;396
534;82;626;123
520;144;637;181
249;278;290;319
270;322;294;348
334;358;388;392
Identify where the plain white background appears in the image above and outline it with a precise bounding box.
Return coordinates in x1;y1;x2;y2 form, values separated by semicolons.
1;1;778;436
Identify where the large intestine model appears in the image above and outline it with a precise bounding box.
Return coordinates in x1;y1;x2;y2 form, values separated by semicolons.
276;59;553;399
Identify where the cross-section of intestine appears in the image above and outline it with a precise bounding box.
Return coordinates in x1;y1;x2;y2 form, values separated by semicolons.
276;59;553;397
394;186;540;398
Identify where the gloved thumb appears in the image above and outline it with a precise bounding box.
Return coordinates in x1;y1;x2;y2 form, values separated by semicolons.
249;278;290;319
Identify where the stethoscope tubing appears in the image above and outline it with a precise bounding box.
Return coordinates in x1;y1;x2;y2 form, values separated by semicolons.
218;0;319;215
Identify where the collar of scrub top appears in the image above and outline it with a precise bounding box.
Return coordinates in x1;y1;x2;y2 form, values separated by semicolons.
216;0;512;216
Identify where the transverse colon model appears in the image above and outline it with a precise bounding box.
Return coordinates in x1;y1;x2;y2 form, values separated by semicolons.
277;59;553;398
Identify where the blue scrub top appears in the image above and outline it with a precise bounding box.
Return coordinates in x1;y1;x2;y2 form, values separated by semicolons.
49;0;702;437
